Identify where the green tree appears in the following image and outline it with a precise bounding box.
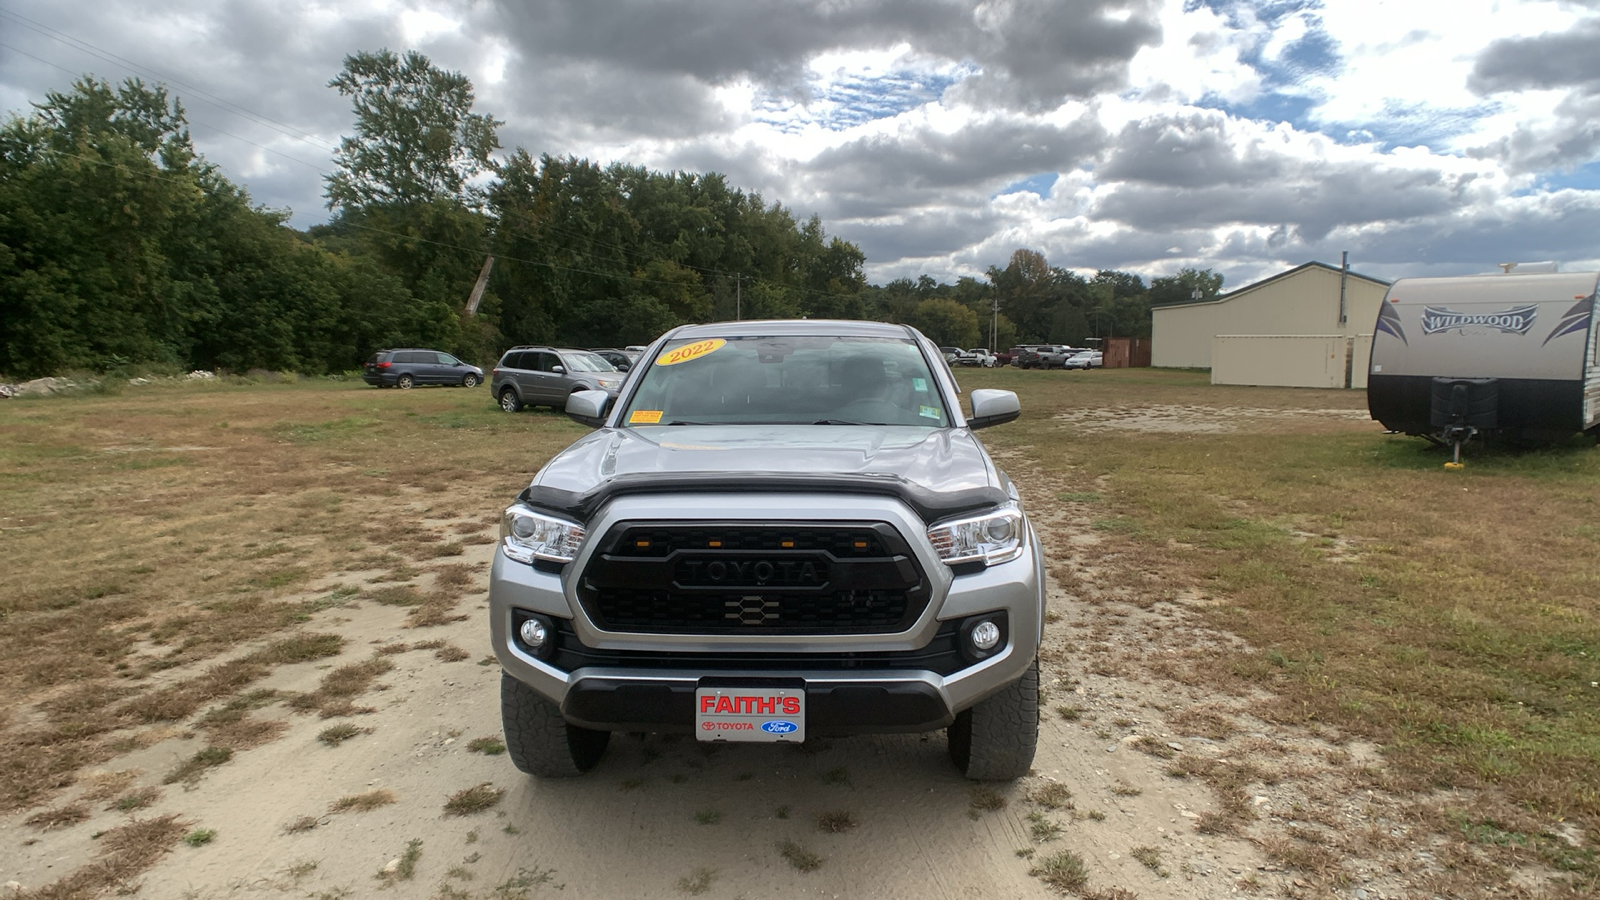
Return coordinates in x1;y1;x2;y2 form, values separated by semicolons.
324;49;501;210
0;77;206;375
987;249;1059;340
1149;267;1224;306
910;298;980;348
320;49;502;360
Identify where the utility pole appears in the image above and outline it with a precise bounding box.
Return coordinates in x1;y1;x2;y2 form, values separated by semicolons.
991;295;999;352
1338;250;1349;326
464;255;495;316
736;274;742;321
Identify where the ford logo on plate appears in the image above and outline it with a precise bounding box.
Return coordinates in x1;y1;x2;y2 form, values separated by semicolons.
761;720;798;735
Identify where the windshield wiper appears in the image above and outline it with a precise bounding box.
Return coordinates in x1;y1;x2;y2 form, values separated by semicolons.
813;418;883;426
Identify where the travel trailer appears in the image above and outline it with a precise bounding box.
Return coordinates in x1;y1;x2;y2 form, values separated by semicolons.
1367;268;1599;456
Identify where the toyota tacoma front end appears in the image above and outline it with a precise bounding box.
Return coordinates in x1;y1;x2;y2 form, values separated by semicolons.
489;320;1046;780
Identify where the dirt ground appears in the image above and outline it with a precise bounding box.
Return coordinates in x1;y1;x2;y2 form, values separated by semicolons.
0;396;1556;900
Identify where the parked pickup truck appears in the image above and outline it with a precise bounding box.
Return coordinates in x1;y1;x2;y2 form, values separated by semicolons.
490;319;1046;781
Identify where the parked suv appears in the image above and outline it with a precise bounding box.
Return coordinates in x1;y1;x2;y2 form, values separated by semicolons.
589;348;639;371
489;320;1046;781
363;349;483;389
1037;346;1086;368
491;347;624;412
1010;345;1050;368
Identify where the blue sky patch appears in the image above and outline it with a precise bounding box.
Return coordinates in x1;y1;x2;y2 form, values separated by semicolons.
1199;91;1317;130
1322;100;1499;151
1534;161;1600;193
995;173;1059;199
753;67;964;133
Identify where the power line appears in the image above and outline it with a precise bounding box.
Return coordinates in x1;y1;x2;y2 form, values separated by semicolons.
1;40;331;174
0;6;340;154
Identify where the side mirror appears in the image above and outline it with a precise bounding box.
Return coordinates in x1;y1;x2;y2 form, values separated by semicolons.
615;362;631;372
551;365;566;374
565;389;611;428
968;389;1020;430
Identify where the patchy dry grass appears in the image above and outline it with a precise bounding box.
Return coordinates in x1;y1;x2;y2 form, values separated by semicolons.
375;837;423;885
966;366;1600;879
1029;848;1089;892
330;789;397;813
288;656;394;718
23;813;187;897
198;696;288;751
76;769;140;802
815;810;857;833
675;866;717;895
467;737;506;755
0;379;574;816
317;723;370;746
110;786;161;811
162;746;233;786
1131;845;1167;877
1029;781;1074;811
431;642;471;662
969;786;1007;812
777;840;823;872
444;782;505;816
24;801;91;831
1026;810;1062;843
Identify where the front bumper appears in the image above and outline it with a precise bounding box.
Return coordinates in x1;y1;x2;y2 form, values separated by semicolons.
562;675;951;735
489;492;1046;734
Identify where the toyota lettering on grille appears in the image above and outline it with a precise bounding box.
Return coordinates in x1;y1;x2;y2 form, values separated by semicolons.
676;557;827;588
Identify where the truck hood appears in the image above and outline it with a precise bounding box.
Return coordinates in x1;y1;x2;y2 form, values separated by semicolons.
524;425;1010;524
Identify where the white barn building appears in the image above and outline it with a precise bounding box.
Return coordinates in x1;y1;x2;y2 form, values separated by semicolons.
1151;261;1391;388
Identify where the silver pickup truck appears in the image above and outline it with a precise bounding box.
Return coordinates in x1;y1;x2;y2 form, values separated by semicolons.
489;319;1046;780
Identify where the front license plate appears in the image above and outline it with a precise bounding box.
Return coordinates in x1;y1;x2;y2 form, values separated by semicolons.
694;686;806;743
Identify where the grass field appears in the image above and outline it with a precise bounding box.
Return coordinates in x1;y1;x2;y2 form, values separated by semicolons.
0;376;585;816
969;366;1600;883
1;367;1597;890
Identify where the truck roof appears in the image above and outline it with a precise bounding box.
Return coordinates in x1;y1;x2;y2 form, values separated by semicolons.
668;320;918;340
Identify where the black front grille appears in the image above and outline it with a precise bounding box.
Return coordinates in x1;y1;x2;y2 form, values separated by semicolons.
578;522;930;634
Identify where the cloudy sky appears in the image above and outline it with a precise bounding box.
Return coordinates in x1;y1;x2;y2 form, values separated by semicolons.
3;0;1598;289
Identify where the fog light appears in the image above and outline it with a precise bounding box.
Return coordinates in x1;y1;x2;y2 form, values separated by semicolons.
519;618;549;652
958;613;1008;663
970;619;1001;652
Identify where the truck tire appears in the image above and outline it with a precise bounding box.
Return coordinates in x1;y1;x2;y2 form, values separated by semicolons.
947;659;1038;780
501;672;610;777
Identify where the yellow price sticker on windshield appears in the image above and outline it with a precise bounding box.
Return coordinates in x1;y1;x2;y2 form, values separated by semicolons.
656;338;726;366
629;409;663;424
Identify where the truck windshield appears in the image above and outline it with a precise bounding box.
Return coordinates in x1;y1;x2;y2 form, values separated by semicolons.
619;335;950;427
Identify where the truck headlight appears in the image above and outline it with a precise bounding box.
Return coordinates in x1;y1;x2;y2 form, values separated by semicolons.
500;505;585;564
927;505;1024;567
